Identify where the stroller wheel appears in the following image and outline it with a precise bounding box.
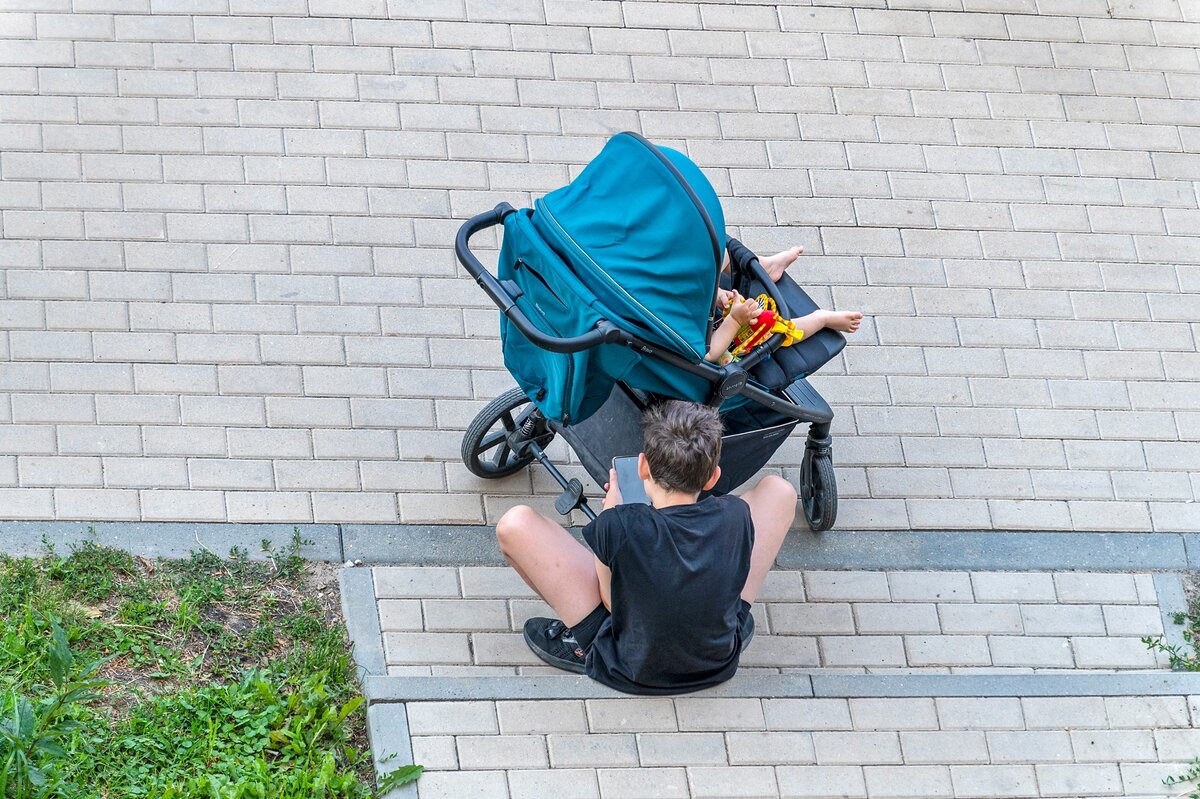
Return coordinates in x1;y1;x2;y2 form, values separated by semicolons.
462;387;555;479
800;449;838;533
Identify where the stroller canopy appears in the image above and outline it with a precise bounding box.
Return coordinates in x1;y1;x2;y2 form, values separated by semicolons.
532;132;726;360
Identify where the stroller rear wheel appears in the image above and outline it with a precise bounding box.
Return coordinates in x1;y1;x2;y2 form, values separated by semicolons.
800;448;838;532
462;387;555;479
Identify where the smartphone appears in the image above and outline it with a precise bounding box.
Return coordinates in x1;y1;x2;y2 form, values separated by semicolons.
611;456;651;506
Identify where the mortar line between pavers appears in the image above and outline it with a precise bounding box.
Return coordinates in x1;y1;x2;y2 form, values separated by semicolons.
363;672;1200;703
1153;572;1191;660
339;567;387;679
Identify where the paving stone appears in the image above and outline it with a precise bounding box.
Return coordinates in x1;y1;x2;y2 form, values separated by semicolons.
1019;604;1106;635
763;699;853;732
905;635;991;667
899;731;989;765
596;767;690;799
374;567;460;599
1053;573;1141;604
422;599;509;632
813;732;903;765
547;734;639;768
456;734;547;770
688;766;778;799
637;733;728;767
854;603;941;635
769;603;856;635
970;573;1057;603
587;699;677;733
985;730;1073;763
776;766;867;799
382;632;470;666
886;572;974;603
507;768;601;799
862;765;953;798
936;698;1024;730
675;699;765;732
408;735;457;771
1069;729;1157;762
821;636;908;668
938;603;1023;635
726;731;816;765
1104;696;1191;729
849;699;938;731
417;770;509;799
406;701;497;735
1071;636;1160;669
498;700;588;734
949;765;1039;799
1022;697;1108;729
805;572;891;602
988;635;1075;668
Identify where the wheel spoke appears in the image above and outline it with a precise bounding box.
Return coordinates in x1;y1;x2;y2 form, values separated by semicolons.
473;429;506;456
499;411;517;432
490;442;512;469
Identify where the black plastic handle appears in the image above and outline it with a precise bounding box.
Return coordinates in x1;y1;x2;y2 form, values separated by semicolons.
455;203;619;354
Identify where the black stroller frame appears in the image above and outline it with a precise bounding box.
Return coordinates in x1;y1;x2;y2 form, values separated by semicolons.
454;201;841;532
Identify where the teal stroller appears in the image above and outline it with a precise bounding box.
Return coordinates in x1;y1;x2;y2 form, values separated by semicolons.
456;133;845;531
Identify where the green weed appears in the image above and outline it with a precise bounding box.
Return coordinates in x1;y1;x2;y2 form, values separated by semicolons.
0;532;418;797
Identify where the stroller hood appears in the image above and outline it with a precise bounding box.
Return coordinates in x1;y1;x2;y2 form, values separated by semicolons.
532;132;726;360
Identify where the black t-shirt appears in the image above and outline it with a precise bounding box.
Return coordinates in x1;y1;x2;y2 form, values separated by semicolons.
582;494;755;695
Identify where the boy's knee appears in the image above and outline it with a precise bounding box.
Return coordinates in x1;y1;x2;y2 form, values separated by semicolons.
496;504;536;548
762;475;799;506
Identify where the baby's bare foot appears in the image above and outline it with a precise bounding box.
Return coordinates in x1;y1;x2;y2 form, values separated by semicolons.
824;310;862;334
759;246;804;282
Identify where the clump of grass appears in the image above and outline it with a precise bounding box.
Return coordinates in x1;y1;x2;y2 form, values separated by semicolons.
0;530;421;797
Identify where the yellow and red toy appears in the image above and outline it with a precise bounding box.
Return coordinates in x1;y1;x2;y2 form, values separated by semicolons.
726;294;805;359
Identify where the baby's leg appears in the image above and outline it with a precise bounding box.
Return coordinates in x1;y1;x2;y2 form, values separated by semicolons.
793;309;862;337
758;246;804;283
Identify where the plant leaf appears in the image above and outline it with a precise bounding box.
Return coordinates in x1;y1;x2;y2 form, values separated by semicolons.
380;764;423;789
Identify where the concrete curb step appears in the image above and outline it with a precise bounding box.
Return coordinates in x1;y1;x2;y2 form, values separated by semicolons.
8;523;1200;570
362;672;1200;703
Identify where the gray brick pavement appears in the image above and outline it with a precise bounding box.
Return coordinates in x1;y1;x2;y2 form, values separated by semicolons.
1;1;1198;530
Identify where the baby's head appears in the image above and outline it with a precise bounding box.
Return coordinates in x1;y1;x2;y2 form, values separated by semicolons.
640;401;723;496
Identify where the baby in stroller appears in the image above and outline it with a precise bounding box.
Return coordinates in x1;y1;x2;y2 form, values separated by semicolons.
707;246;863;364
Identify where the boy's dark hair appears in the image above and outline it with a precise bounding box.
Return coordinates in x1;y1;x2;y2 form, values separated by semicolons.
641;401;723;494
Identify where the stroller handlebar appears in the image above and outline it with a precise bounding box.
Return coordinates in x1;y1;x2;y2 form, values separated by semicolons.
456;203;620;354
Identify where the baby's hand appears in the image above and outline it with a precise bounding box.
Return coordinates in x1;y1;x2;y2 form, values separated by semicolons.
716;288;736;311
730;295;761;326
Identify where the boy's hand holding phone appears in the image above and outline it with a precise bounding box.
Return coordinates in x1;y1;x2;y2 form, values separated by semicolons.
603;468;623;511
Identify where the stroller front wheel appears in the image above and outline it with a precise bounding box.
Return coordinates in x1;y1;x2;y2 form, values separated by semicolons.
800;448;838;532
462;387;555;479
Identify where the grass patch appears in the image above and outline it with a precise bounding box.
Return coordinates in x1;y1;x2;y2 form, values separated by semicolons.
0;532;420;798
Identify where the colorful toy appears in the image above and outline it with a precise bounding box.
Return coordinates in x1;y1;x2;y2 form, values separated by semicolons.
726;294;805;359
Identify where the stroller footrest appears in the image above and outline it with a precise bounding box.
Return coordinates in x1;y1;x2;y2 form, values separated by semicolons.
555;478;586;516
784;378;833;421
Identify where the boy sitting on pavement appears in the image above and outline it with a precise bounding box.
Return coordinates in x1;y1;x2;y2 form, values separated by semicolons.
706;245;863;364
496;400;798;695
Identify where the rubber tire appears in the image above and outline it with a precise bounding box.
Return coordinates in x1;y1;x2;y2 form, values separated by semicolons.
461;387;552;479
800;449;838;533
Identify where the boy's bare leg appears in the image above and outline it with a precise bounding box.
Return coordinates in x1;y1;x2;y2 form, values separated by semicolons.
793;308;863;337
739;475;798;604
496;505;602;627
